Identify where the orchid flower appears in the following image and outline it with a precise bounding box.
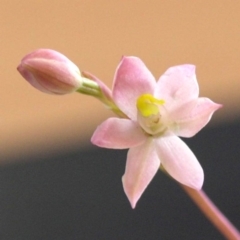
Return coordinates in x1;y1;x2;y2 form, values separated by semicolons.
91;57;221;208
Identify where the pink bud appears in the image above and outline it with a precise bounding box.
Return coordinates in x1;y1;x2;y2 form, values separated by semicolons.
17;49;82;94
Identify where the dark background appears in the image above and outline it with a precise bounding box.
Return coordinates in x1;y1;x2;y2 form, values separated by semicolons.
0;120;239;240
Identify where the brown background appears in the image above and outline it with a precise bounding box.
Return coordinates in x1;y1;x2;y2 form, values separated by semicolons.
1;0;240;161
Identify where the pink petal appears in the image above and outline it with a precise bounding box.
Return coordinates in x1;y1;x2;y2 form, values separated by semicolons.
112;56;156;121
122;139;160;208
155;134;204;189
17;65;53;94
154;65;199;112
91;118;146;149
170;98;222;137
21;49;77;65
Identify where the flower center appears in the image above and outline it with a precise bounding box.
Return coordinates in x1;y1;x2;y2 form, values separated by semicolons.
136;94;166;135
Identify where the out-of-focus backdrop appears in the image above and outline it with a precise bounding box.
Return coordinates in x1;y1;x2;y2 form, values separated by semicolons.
1;0;240;160
1;1;240;239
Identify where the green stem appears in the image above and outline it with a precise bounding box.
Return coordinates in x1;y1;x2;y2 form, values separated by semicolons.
181;184;240;240
76;76;127;118
76;77;101;97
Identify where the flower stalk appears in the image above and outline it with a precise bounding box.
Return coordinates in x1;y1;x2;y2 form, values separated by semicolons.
181;185;240;240
76;77;126;118
80;71;127;118
76;77;101;97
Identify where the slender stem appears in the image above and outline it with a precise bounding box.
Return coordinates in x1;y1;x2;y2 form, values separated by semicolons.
181;185;240;240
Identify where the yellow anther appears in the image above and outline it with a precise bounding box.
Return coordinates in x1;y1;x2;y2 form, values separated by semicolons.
136;94;165;117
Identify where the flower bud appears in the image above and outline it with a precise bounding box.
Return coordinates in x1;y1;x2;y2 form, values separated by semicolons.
17;49;82;94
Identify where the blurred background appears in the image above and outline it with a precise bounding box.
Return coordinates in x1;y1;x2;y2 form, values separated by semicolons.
0;0;240;239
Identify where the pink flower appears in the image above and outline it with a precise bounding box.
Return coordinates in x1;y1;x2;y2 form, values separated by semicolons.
91;57;222;208
17;49;82;94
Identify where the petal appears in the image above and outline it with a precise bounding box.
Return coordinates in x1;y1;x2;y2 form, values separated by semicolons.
91;118;146;149
17;65;53;94
122;139;160;208
170;98;222;137
155;134;204;189
21;49;78;66
154;65;199;112
112;56;156;120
